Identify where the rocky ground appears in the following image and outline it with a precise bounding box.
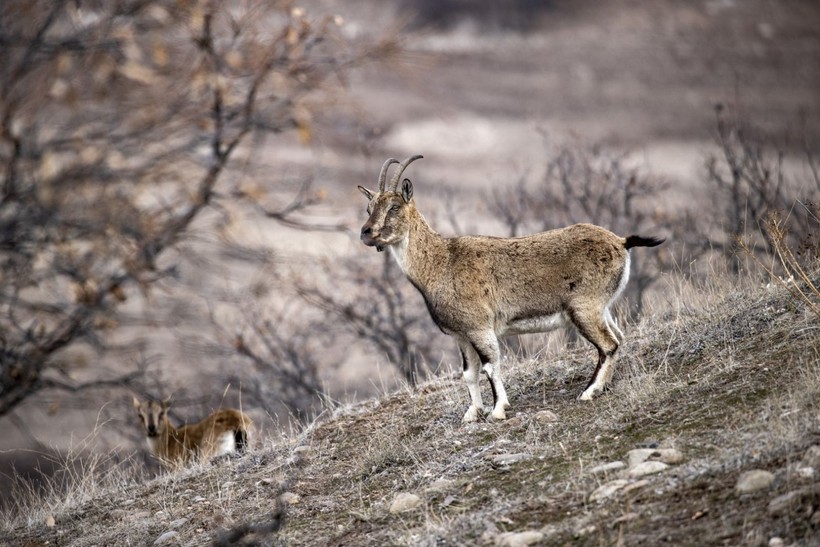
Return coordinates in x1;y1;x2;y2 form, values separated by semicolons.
3;273;818;545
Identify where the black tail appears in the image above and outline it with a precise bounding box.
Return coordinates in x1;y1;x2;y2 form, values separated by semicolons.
234;429;248;453
625;235;665;249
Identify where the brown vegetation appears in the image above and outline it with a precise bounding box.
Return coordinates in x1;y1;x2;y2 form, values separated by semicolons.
2;267;818;545
0;0;395;419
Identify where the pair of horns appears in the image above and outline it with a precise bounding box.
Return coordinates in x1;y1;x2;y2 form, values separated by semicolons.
377;154;423;192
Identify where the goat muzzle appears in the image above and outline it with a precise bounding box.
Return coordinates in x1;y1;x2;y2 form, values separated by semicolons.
360;226;383;251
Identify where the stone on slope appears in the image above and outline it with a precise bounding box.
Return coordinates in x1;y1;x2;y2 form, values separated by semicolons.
735;470;775;494
589;461;626;475
627;461;669;478
590;479;629;502
495;530;544;547
626;448;683;468
489;453;531;466
389;492;423;513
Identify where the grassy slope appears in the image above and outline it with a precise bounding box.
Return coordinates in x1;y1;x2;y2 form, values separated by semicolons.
3;277;819;546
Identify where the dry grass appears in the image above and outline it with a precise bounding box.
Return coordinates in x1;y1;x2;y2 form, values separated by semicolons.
737;209;820;320
0;421;143;533
2;270;819;546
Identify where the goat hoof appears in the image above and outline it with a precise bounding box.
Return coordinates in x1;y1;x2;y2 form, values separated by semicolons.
462;407;481;423
578;387;602;401
490;408;507;421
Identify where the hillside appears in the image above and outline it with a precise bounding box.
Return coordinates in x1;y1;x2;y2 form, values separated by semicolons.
3;276;819;546
4;0;820;501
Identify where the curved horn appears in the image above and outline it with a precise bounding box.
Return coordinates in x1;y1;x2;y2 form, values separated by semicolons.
378;158;400;192
389;154;424;191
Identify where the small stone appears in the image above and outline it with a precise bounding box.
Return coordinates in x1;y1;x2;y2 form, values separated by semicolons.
154;531;178;545
736;470;775;494
627;461;668;478
622;479;650;494
45;515;56;527
768;538;785;547
489;453;531;466
427;478;454;492
496;530;544;547
534;410;558;423
192;496;206;503
589;461;626;475
626;448;683;468
504;416;525;428
656;448;684;465
169;518;187;529
389;492;423;513
795;466;815;480
590;479;629;502
627;449;656;467
280;492;300;505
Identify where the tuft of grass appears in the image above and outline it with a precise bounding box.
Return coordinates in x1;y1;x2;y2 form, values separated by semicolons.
0;421;143;532
737;208;820;320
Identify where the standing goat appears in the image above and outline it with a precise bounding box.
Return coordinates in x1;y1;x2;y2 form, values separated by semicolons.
358;155;664;422
132;397;253;469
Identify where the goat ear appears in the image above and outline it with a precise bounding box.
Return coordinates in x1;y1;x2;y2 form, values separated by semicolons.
132;396;142;409
401;178;413;203
358;185;374;200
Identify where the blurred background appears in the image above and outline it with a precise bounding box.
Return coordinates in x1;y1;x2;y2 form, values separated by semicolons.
1;0;818;508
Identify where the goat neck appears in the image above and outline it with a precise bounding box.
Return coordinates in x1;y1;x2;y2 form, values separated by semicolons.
390;206;447;285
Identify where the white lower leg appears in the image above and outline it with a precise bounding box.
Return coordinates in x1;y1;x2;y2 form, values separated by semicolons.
462;363;483;423
483;363;510;420
579;355;613;401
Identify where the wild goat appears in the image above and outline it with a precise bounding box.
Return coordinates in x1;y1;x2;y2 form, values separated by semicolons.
358;155;664;422
132;397;253;469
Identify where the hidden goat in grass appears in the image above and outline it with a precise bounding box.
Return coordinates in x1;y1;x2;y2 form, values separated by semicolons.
132;397;253;469
358;155;664;423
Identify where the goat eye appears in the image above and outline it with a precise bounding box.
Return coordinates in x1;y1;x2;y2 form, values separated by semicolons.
390;204;400;212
